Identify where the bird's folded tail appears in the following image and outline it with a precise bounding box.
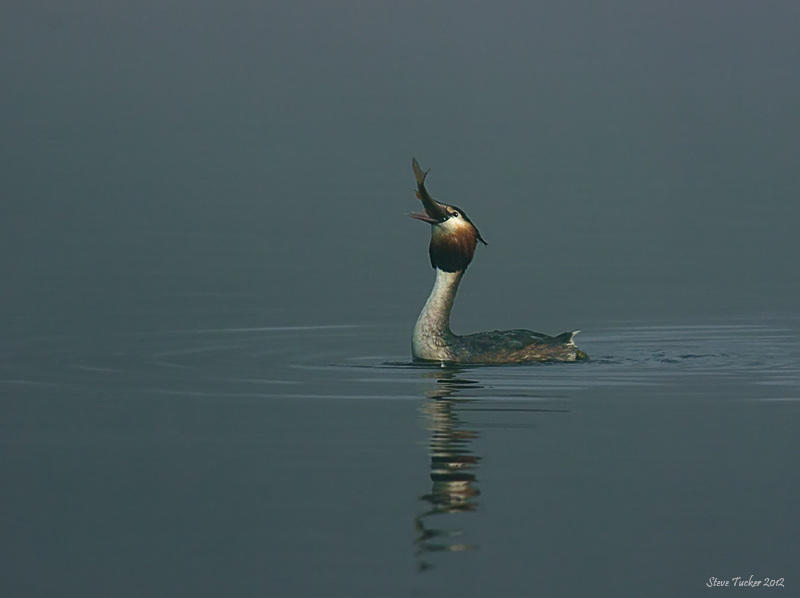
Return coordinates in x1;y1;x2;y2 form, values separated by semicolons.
554;330;580;345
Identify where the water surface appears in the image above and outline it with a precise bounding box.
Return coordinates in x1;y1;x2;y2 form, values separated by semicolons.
2;312;798;596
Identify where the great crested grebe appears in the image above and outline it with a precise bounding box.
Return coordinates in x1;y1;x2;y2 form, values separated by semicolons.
408;158;588;364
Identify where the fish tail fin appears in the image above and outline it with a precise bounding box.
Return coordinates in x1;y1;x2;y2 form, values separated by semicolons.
411;157;429;186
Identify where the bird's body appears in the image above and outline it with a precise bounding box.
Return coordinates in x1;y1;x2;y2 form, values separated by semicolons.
408;158;587;364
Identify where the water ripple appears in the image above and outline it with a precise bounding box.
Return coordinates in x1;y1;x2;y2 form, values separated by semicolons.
1;318;798;402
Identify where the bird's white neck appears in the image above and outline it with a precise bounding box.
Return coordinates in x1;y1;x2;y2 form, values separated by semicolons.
412;268;464;361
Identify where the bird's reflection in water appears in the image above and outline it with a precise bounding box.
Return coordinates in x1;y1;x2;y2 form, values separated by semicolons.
415;367;482;571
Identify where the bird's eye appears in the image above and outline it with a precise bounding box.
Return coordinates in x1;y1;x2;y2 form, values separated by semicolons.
451;211;459;218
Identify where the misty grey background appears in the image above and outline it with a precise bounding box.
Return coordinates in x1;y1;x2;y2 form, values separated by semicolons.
2;2;799;597
3;0;798;334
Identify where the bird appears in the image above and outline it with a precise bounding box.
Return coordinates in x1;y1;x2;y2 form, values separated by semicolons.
408;158;588;364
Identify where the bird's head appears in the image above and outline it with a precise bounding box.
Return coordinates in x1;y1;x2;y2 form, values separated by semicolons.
408;158;487;273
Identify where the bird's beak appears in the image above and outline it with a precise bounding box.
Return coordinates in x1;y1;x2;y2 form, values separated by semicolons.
408;205;447;224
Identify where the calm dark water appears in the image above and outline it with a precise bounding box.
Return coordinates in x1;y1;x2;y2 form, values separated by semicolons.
3;1;800;596
2;309;799;597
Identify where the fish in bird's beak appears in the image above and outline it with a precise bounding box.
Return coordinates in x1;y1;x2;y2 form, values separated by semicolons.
408;158;450;224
